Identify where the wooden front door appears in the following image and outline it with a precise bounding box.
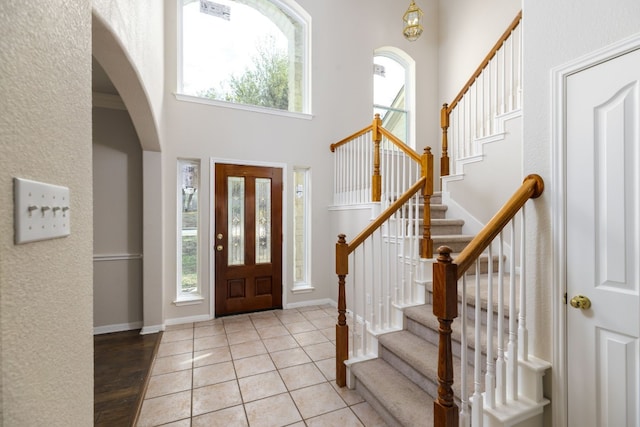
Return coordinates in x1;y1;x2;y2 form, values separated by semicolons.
565;47;640;426
214;163;283;316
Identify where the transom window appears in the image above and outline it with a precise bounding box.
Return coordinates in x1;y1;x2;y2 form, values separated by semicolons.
179;0;310;114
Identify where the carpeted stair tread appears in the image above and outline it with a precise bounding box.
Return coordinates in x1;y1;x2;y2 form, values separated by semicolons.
379;330;439;379
377;330;476;403
351;358;433;426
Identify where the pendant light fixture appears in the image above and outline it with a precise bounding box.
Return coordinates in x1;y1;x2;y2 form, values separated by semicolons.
403;0;424;41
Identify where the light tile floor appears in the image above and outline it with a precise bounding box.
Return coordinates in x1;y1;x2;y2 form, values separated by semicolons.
136;305;388;427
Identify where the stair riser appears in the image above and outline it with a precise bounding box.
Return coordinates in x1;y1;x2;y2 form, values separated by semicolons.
425;289;510;328
432;238;471;253
430;224;464;235
404;319;487;373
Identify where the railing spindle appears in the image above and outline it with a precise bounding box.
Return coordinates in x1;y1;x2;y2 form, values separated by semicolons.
507;219;518;400
518;209;528;361
485;245;496;409
471;260;483;425
496;233;507;405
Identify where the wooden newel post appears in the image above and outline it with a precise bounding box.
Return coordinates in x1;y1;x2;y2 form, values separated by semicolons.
420;147;434;259
440;104;450;178
432;246;459;427
335;234;349;387
372;114;382;202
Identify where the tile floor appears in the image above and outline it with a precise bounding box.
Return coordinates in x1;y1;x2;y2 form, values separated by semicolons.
136;304;388;427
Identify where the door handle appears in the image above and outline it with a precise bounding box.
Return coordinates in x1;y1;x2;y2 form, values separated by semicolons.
216;245;223;252
570;295;591;310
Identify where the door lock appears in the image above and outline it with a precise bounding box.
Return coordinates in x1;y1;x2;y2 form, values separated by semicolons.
216;245;223;252
569;295;591;310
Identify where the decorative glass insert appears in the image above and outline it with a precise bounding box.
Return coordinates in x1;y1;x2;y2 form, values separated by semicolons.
293;168;310;285
178;160;200;296
228;176;245;266
255;178;272;264
179;0;310;113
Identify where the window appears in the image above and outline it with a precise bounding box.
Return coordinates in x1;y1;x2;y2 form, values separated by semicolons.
179;0;310;114
373;48;415;147
293;167;311;291
177;159;201;301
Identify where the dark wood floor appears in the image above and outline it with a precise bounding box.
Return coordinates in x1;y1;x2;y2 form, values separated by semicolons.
94;329;161;427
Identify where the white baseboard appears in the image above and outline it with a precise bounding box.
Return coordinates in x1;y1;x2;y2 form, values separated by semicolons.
165;314;212;327
94;321;143;335
286;298;336;309
140;324;164;335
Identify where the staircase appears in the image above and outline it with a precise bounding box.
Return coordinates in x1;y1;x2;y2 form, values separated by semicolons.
330;12;551;425
348;193;493;426
343;183;551;427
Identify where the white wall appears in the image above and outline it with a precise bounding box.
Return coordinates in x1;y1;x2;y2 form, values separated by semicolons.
93;106;143;331
0;1;94;425
160;0;440;322
444;115;522;230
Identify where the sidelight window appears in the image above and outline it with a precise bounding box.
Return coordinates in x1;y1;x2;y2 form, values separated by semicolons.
177;159;202;301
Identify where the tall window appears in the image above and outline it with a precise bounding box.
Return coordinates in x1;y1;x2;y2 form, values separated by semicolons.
177;159;201;301
179;0;310;114
293;167;311;291
373;49;415;147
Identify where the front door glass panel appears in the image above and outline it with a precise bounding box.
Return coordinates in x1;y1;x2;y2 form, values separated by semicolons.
255;178;272;264
228;176;245;266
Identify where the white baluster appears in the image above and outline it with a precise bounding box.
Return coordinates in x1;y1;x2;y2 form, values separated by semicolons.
496;233;507;405
518;209;528;361
471;260;483;427
485;245;496;409
460;275;470;427
507;219;518;400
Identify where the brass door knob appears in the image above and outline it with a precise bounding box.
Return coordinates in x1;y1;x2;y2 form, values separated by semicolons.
216;245;223;252
570;295;591;310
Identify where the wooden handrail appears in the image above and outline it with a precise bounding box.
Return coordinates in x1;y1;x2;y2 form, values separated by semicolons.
378;127;422;163
347;177;426;253
454;174;543;276
446;10;522;113
330;124;373;152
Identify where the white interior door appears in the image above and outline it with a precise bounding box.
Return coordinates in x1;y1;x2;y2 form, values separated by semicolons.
566;48;640;426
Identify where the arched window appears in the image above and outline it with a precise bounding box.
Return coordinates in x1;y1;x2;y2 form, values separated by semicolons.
373;48;416;148
179;0;310;114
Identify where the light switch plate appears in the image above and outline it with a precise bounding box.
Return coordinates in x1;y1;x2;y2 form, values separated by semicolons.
14;178;71;244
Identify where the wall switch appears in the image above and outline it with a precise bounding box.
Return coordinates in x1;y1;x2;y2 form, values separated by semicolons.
14;178;71;244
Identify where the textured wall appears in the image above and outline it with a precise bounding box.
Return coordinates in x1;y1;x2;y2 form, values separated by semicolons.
0;0;93;425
